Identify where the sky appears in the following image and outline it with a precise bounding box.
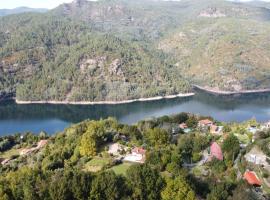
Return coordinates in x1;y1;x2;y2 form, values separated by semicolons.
0;0;74;9
0;0;270;9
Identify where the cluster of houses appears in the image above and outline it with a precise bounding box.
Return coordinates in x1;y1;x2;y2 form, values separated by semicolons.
179;119;223;135
208;140;264;187
106;118;270;190
179;118;270;189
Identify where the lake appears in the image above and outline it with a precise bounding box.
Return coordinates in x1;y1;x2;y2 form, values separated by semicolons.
1;91;270;135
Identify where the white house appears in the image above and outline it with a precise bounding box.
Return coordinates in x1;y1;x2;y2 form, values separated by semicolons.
245;146;268;166
124;147;146;163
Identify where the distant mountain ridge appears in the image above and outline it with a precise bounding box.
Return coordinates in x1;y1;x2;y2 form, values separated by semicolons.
0;7;48;17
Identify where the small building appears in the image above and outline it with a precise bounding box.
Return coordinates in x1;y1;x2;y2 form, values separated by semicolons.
244;171;261;186
124;147;146;163
247;125;259;134
198;119;214;128
210;142;223;161
210;125;223;135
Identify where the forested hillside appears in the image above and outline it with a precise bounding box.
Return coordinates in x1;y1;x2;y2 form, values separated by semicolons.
1;0;270;102
0;12;189;101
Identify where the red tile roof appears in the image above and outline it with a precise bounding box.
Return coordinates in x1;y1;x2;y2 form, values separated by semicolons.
244;171;261;186
132;147;146;155
210;142;223;160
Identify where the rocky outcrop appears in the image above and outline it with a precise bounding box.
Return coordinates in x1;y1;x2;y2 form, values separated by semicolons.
109;59;124;76
79;56;107;73
199;7;226;18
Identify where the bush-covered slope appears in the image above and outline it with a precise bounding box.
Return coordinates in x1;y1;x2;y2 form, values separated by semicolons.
159;18;270;91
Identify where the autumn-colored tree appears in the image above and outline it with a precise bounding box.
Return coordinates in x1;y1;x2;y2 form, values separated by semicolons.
79;121;105;157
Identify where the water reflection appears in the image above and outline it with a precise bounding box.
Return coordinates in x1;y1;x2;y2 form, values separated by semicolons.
0;91;270;135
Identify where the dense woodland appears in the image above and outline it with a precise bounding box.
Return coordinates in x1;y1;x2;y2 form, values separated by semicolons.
0;5;190;102
0;113;267;200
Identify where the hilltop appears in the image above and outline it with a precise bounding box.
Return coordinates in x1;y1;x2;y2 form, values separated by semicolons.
0;7;48;17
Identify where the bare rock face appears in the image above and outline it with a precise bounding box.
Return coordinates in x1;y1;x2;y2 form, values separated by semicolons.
79;56;107;73
224;78;242;91
199;7;226;18
109;59;123;76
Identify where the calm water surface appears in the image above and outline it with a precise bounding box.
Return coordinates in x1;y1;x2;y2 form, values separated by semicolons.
1;91;270;135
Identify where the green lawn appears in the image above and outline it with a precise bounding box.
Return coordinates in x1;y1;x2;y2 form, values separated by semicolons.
109;163;132;176
84;157;112;172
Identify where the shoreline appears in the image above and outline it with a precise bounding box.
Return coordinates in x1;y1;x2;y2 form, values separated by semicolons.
193;85;270;95
15;93;195;105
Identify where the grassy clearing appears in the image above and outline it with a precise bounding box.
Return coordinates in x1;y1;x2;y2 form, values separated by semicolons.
84;157;112;172
109;163;132;176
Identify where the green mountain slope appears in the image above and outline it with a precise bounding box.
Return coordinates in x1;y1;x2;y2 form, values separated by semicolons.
1;0;270;101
